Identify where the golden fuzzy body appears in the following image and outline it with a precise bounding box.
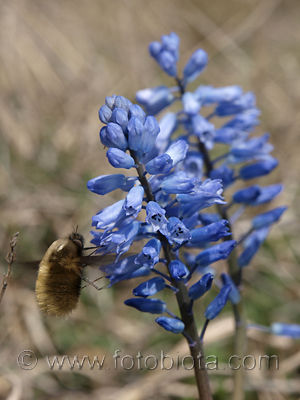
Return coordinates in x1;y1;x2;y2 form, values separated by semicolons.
35;233;84;318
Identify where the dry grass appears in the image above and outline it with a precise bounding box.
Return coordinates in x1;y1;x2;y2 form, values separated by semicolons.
1;0;300;399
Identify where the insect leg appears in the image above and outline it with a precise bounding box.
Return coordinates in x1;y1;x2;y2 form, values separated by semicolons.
79;275;104;291
81;275;106;290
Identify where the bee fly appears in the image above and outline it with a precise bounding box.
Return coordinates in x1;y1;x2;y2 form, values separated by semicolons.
35;231;116;318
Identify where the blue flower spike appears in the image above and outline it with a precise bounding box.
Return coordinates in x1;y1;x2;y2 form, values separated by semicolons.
89;32;287;390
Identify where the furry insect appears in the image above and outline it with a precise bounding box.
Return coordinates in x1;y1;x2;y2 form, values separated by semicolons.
35;231;115;318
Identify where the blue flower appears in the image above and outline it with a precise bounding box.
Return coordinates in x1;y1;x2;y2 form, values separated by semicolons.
99;255;140;276
198;213;221;226
177;179;226;210
106;148;135;169
209;166;235;188
145;140;188;175
190;220;231;246
129;104;146;123
98;104;112;123
248;184;283;206
233;185;261;204
183;49;208;83
181;152;204;179
214;128;248;145
156;316;185;334
188;273;214;300
194;85;243;106
124;298;167;314
149;32;180;77
271;323;300;339
156;112;177;149
105;220;141;259
191;115;215;150
220;273;240;304
135;238;161;267
92;199;126;229
252;206;287;229
239;157;278;180
140;116;161;154
169;260;189;281
106;122;128;151
223;108;260;131
128;117;145;151
228;133;273;164
87;174;126;195
161;174;198;195
165;140;189;167
123;186;144;217
238;227;270;268
105;94;132;112
133;277;166;298
166;217;191;244
145;201;168;232
204;285;232;320
136;86;175;116
145;154;173;175
215;92;256;116
111;107;129;133
108;266;151;286
196;240;237;267
182;92;201;116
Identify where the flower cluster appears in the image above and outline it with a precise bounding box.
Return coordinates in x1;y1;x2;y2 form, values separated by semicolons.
87;33;293;341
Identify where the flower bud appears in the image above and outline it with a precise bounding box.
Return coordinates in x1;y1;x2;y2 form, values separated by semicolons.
252;206;287;229
106;122;128;151
183;49;208;82
182;92;201;115
156;316;185;334
233;185;261;204
239;158;278;180
124;298;167;314
136;86;175;116
98;105;112;123
220;273;240;304
196;240;236;267
169;260;189;281
188;273;214;300
204;284;232;320
190;220;230;245
87;174;126;195
111;107;129;133
133;277;166;298
106;148;135;169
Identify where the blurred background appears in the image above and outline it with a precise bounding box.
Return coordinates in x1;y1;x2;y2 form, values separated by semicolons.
0;0;299;399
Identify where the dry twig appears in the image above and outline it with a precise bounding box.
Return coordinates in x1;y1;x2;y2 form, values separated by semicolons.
0;232;19;304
